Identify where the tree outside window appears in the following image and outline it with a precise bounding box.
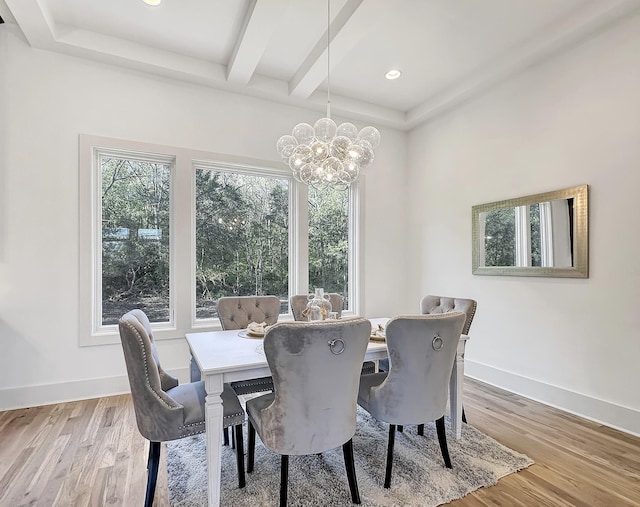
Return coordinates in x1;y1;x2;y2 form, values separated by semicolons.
101;156;171;325
308;185;349;307
483;208;516;267
194;170;289;319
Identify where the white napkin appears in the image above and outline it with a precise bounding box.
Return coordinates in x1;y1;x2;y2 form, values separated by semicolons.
247;321;269;335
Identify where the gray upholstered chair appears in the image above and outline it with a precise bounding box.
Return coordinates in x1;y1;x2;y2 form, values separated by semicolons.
119;310;246;507
419;295;477;426
290;293;375;375
217;294;282;331
290;292;344;320
358;313;466;488
420;295;477;335
378;294;477;425
190;295;281;395
246;318;372;506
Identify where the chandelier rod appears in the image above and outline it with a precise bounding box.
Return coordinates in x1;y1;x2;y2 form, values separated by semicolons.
326;0;331;119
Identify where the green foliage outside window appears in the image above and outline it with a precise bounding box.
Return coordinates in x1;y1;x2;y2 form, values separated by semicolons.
484;208;515;267
101;158;351;324
101;157;171;324
195;170;289;318
308;186;349;305
530;203;542;267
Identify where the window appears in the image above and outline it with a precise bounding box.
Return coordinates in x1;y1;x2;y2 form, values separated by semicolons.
308;185;350;307
100;154;172;325
194;167;290;319
79;136;361;345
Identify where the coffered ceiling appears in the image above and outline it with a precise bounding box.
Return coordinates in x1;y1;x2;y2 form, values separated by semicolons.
1;0;637;130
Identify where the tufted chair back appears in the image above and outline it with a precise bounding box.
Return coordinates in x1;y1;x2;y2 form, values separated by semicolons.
420;295;477;335
217;295;281;330
290;293;344;320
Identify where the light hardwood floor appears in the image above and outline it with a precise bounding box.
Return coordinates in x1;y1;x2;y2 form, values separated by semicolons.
0;378;638;506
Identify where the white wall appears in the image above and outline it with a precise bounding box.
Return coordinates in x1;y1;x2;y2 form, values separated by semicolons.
0;27;408;409
407;13;640;435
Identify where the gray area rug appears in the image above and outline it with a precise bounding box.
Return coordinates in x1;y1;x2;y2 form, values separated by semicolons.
167;408;533;506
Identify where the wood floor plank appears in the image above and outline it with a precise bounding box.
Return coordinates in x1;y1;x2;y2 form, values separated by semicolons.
0;378;638;506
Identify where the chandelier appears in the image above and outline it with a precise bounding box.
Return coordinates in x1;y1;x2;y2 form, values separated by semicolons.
276;0;380;188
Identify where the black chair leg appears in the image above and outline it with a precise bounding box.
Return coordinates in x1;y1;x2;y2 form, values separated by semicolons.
417;423;424;436
397;425;403;433
280;455;289;507
247;420;256;473
435;416;452;469
342;439;361;504
231;426;236;449
145;441;161;507
234;424;246;488
384;425;396;489
462;406;467;424
223;426;229;446
146;442;154;470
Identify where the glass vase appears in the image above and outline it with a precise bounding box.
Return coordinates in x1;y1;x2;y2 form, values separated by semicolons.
305;288;332;321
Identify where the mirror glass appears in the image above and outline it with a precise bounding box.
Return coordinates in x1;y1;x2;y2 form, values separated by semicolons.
472;185;588;277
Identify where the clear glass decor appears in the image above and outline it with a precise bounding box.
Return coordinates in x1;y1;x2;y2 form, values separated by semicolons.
277;120;380;188
305;288;332;321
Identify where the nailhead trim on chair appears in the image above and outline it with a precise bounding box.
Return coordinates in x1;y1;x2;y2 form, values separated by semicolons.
122;320;181;412
232;380;272;387
224;411;245;428
464;302;477;335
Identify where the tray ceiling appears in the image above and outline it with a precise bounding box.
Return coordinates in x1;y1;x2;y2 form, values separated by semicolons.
1;0;637;130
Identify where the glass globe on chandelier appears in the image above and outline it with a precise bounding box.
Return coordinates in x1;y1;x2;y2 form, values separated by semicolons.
276;0;380;189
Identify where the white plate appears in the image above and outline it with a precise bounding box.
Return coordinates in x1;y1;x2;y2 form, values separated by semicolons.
238;330;264;339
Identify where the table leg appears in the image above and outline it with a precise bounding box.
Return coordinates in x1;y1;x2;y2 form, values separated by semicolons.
449;338;466;440
204;373;225;507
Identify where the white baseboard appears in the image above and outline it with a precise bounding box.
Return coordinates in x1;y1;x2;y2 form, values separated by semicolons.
465;360;640;438
0;367;191;411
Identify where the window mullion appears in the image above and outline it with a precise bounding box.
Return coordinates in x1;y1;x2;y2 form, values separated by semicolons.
292;180;309;301
515;205;531;267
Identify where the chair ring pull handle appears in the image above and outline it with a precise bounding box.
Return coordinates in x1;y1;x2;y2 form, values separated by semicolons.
328;338;345;355
432;335;443;351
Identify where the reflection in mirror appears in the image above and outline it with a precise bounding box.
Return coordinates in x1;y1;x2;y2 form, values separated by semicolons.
472;185;588;278
480;198;573;268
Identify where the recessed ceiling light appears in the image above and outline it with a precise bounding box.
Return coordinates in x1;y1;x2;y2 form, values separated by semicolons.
143;0;161;5
385;69;402;80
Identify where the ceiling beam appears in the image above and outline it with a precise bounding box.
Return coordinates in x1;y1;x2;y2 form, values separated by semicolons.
227;0;289;85
288;0;387;99
3;0;55;46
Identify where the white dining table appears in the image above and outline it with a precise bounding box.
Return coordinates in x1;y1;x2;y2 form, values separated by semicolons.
186;317;469;507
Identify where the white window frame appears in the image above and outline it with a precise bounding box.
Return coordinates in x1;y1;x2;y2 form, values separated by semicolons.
539;201;554;267
514;205;531;267
79;135;362;345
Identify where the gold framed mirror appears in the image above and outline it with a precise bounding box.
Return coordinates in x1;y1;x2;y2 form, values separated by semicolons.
472;184;589;278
